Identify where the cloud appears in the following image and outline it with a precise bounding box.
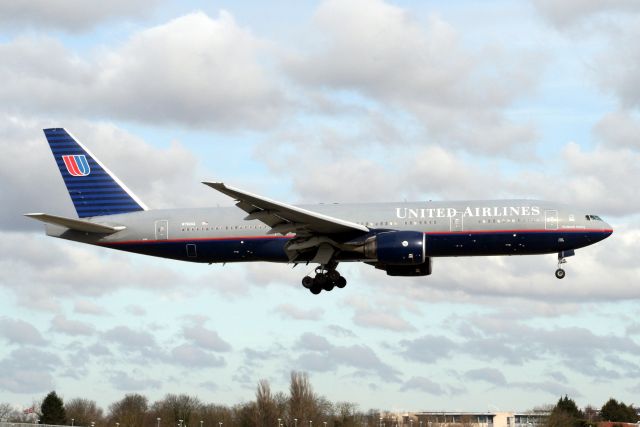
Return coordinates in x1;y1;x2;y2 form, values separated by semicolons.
74;299;110;316
0;317;46;345
346;297;415;332
0;12;287;129
594;111;640;150
0;348;60;393
109;369;162;391
399;335;458;364
103;326;160;359
274;304;324;321
50;314;95;336
283;0;541;155
170;344;226;368
512;380;582;398
463;368;507;386
400;376;446;395
0;0;161;32
532;0;640;29
182;319;232;352
295;332;401;381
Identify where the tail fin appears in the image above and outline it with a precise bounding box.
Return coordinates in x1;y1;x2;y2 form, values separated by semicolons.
43;128;148;218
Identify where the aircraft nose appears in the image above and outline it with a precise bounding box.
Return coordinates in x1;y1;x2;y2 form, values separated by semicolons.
603;221;613;238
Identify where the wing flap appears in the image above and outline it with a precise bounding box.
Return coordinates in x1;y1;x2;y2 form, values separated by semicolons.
25;213;125;234
203;182;369;235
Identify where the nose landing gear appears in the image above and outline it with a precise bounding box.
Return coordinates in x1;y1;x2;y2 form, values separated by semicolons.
301;264;347;294
555;250;574;279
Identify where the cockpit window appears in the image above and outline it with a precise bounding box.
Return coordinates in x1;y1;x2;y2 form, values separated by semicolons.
586;215;602;221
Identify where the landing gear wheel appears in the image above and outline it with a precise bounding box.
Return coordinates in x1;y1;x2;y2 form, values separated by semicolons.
327;270;340;282
336;276;347;288
302;276;313;289
310;285;322;295
322;281;334;291
555;268;566;279
315;273;327;287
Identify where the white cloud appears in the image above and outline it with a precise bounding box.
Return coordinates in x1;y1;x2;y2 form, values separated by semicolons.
283;0;542;154
50;314;95;336
0;348;60;393
0;12;287;129
594;111;640;150
274;304;324;321
0;0;161;32
182;319;232;352
532;0;640;29
170;344;226;368
0;317;46;346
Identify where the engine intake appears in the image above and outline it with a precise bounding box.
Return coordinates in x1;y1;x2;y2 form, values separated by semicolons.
364;231;426;265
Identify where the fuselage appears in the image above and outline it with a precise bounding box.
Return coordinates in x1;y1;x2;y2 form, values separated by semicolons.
45;199;613;264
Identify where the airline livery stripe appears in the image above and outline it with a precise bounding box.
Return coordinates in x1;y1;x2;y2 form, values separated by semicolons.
101;229;612;246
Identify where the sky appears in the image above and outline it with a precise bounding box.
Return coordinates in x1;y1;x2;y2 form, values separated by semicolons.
1;0;640;415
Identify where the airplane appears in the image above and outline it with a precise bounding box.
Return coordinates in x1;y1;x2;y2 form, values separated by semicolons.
26;128;614;294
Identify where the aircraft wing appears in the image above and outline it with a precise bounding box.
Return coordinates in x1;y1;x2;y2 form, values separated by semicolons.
203;182;369;236
25;213;125;234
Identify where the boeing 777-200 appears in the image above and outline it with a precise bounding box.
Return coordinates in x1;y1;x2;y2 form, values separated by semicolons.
26;128;614;294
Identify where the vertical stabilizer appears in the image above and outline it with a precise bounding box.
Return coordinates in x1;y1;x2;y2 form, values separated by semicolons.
43;128;148;218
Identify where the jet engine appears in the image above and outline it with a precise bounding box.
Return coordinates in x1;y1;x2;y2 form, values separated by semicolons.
364;231;426;265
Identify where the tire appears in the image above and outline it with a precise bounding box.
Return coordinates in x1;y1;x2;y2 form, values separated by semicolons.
310;286;321;295
555;268;566;279
315;273;327;287
302;276;313;289
322;281;335;291
328;270;340;281
336;276;347;288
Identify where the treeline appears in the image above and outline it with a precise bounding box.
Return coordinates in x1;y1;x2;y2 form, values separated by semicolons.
546;395;638;426
0;372;379;427
1;376;638;427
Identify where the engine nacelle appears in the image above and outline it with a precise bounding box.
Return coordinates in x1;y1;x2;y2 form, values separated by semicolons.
364;231;426;265
385;259;432;276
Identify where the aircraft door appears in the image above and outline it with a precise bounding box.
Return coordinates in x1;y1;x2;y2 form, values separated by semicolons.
155;220;169;240
450;209;464;232
545;210;558;230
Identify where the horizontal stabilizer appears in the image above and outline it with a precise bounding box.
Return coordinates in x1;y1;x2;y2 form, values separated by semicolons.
24;213;125;234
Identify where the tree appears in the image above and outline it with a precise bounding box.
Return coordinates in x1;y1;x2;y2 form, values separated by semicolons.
65;398;104;426
41;391;67;425
600;398;638;423
546;395;585;427
255;379;278;427
109;394;148;427
0;403;14;421
152;394;201;427
288;371;317;425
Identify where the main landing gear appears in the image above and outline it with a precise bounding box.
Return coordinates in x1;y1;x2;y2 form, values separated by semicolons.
301;264;347;295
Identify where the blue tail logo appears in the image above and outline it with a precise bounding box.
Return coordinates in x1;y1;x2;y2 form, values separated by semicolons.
62;154;91;176
44;128;148;218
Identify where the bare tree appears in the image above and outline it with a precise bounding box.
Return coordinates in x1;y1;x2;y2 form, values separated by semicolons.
109;394;148;427
255;380;278;427
288;372;316;425
152;394;202;427
0;403;14;421
65;398;104;426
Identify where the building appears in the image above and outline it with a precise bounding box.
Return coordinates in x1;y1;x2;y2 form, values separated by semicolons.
381;411;548;427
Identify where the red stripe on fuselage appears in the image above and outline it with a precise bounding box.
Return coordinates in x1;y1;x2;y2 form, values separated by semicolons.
97;229;611;246
425;228;612;235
